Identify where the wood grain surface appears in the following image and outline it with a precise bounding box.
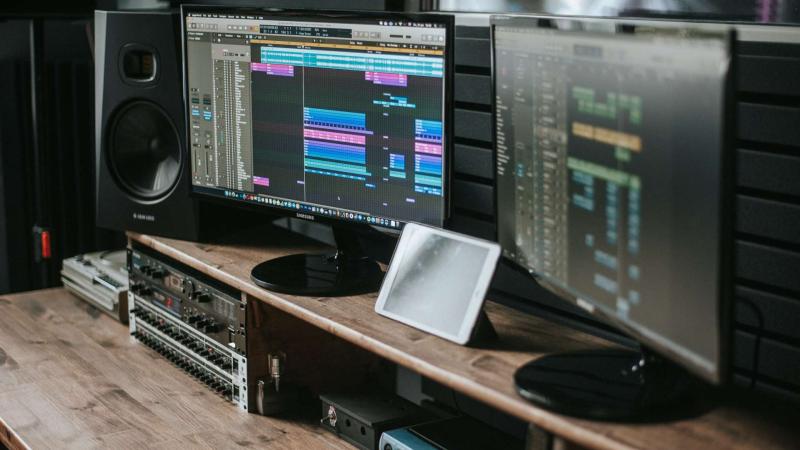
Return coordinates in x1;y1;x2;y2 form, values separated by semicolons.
0;288;353;450
128;228;800;450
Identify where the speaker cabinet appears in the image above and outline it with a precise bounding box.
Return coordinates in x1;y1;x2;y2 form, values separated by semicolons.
95;10;199;240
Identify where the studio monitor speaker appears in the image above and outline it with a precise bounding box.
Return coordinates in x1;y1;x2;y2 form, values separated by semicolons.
95;10;200;240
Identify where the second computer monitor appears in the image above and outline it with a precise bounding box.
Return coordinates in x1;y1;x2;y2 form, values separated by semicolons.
493;16;732;385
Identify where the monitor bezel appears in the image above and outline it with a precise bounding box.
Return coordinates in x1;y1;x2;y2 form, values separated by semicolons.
490;14;736;385
180;4;455;233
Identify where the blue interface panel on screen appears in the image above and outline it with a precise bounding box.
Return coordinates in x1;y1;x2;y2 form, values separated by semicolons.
184;11;448;229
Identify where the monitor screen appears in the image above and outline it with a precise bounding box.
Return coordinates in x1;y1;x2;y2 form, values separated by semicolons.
493;17;731;382
183;9;451;230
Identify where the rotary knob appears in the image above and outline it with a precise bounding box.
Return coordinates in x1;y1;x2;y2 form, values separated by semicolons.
182;279;194;295
202;321;219;333
136;285;152;296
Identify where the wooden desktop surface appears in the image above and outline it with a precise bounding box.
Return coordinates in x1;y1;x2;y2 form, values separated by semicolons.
0;288;352;450
127;228;800;450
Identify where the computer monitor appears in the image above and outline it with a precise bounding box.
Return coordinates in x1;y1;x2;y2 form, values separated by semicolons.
182;7;453;295
492;16;733;419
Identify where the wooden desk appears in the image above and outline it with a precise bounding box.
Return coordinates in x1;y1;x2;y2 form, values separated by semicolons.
128;229;800;450
0;288;352;450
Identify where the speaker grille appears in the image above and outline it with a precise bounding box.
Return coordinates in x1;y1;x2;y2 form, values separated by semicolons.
107;100;181;199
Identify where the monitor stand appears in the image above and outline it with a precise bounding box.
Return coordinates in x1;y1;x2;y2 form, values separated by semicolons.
250;225;384;296
466;310;498;347
513;347;699;421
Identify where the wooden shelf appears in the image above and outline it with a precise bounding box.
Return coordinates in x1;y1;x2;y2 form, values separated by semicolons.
128;228;800;450
0;288;353;450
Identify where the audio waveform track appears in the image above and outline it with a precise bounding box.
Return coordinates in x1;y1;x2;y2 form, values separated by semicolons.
303;109;371;182
413;119;443;195
366;71;407;86
248;43;446;224
251;62;295;77
260;47;444;76
303;107;371;133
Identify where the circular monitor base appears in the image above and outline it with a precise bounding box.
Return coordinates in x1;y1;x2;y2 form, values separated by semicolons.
514;348;697;421
250;253;383;297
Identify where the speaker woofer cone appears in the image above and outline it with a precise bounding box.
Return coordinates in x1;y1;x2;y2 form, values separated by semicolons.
107;100;181;199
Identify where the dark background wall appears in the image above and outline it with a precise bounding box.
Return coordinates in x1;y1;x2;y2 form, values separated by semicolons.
0;17;124;293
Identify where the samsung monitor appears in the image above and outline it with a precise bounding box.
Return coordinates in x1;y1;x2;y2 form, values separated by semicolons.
492;15;733;419
182;6;453;295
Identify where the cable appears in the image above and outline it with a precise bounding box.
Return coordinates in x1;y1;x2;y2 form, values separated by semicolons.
737;296;764;390
450;388;463;413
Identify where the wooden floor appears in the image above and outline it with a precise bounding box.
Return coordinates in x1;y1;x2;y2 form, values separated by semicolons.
129;229;800;450
0;288;352;450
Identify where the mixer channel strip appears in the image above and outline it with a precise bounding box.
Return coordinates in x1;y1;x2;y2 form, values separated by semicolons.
133;322;235;400
129;295;249;410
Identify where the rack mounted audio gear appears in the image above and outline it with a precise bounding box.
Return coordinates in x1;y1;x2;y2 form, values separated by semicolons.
127;244;259;411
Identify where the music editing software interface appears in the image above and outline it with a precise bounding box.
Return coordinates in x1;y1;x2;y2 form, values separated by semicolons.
185;13;448;229
495;25;727;373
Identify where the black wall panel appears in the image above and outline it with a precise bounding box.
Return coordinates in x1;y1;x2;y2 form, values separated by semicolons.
737;148;800;196
454;109;492;143
448;214;495;241
448;23;800;400
737;196;800;245
738;55;800;96
455;73;492;106
734;331;800;388
454;143;493;179
736;286;800;342
738;103;800;147
0;59;35;294
736;242;800;293
38;20;125;287
454;37;490;68
453;180;493;216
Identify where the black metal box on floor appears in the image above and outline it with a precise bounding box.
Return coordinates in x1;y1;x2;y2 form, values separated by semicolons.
320;392;430;450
